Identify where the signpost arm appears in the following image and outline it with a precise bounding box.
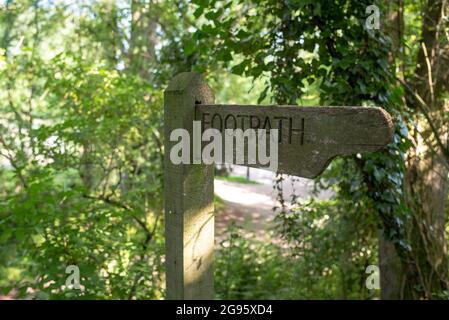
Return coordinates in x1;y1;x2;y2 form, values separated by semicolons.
164;72;215;299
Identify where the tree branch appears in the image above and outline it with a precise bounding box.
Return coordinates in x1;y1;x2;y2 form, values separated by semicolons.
396;76;449;163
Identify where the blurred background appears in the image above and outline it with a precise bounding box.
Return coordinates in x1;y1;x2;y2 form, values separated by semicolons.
0;0;448;300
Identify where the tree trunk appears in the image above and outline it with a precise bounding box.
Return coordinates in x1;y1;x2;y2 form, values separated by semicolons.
128;0;158;81
381;0;449;299
403;103;448;298
403;0;448;299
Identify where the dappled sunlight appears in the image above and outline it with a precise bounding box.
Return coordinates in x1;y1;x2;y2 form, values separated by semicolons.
214;179;274;207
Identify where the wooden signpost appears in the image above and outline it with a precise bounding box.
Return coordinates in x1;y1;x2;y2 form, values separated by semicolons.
164;72;394;299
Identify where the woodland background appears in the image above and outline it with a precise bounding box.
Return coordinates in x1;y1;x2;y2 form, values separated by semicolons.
0;0;448;299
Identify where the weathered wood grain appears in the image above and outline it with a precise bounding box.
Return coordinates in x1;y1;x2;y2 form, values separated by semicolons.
164;72;215;299
196;104;393;178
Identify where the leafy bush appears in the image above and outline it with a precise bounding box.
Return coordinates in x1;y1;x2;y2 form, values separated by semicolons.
215;224;292;299
216;196;381;300
0;55;165;299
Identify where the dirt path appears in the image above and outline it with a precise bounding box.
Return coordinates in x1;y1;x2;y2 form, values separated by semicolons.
214;179;276;239
214;166;332;240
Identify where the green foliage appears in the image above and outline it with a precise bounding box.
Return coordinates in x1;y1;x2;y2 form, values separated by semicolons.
0;1;165;298
195;0;414;298
1;0;446;300
216;218;378;300
0;54;165;299
276;196;379;299
215;225;289;299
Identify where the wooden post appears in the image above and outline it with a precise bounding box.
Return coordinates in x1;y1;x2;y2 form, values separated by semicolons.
164;72;215;299
163;72;393;300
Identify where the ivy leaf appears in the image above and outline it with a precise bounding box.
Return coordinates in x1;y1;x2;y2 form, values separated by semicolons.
257;86;269;104
193;7;204;19
231;60;249;75
217;49;233;62
184;40;196;56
